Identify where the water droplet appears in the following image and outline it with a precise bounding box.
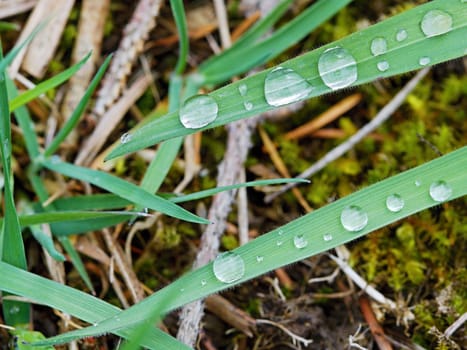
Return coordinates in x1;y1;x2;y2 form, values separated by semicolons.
238;83;248;96
256;255;264;263
293;234;308;249
179;94;219;129
415;180;422;187
370;37;387;56
421;10;453;37
396;29;408;42
50;155;61;164
213;252;245;283
9;306;20;314
180;288;185;292
377;61;390;72
276;240;283;246
244;101;253;111
318;46;357;90
429;181;452;202
419;56;431;66
201;279;207;286
264;67;313;107
323;233;333;242
340;205;368;232
386;194;405;212
120;132;132;144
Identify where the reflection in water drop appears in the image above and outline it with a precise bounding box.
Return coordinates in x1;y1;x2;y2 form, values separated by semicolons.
396;29;408;42
370;37;387;56
213;252;245;283
377;61;390;72
386;194;405;212
340;205;368;232
421;10;453;37
293;235;308;249
419;57;431;66
318;47;358;90
264;67;313;107
180;94;219;129
429;181;452;202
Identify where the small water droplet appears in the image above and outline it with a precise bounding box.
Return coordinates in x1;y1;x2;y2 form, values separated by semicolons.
276;240;283;246
340;205;368;232
386;194;405;212
213;252;245;283
9;306;20;314
180;288;185;292
179;94;219;129
238;83;248;96
377;60;390;72
278;230;284;236
323;233;333;242
244;101;253;110
201;279;207;286
120;132;132;144
256;255;264;263
421;10;453;37
318;46;357;90
415;180;422;187
293;234;308;249
429;180;452;202
396;29;408;42
419;56;431;66
264;67;313;107
370;37;387;56
50;155;61;164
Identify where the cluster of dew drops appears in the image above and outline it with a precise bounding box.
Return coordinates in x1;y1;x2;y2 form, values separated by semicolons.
118;6;461;287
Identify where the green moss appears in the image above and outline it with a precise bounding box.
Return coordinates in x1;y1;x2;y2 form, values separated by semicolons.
221;235;239;250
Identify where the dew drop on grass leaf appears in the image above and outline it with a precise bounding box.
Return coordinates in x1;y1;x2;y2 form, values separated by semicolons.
276;240;283;246
244;101;253;111
421;10;453;37
293;234;308;249
9;306;20;314
396;29;408;42
419;56;431;66
120;132;132;144
318;47;357;90
377;61;390;72
201;279;207;286
213;252;245;283
50;155;61;164
264;67;313;106
370;37;387;56
323;233;333;242
386;194;405;212
238;83;248;96
256;255;264;263
179;94;219;129
429;180;452;202
415;180;422;187
340;205;368;232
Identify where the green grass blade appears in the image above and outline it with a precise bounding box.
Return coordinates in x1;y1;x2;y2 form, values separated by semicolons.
107;0;467;160
44;54;112;156
9;52;92;112
170;0;189;75
52;193;130;211
32;147;467;345
0;261;190;350
0;47;29;326
41;157;209;224
29;226;66;262
50;216;130;236
199;0;352;85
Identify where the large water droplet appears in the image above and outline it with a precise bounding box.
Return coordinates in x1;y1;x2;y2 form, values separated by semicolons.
120;132;132;144
419;57;431;66
238;83;248;96
386;194;405;212
421;10;453;37
340;205;368;232
179;94;219;129
293;234;308;249
264;67;313;107
323;233;333;242
429;180;452;202
213;252;245;283
370;37;387;56
318;47;357;90
377;61;390;72
396;29;408;42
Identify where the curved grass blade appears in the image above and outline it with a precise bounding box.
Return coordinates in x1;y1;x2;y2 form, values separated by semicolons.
29;226;65;262
41;158;209;224
33;147;467;345
9;52;92;112
0;261;190;350
199;0;352;85
44;53;112;156
107;0;467;159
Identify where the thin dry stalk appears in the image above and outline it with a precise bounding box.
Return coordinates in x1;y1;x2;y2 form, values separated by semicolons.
0;0;37;19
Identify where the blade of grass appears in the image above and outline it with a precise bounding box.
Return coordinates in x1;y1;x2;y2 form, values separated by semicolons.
199;0;353;85
9;52;92;112
44;54;112;156
41;157;209;224
106;0;467;159
0;261;190;350
32;146;467;345
0;46;29;326
171;0;188;75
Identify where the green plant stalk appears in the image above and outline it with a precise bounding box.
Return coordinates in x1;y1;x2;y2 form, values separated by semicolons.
107;0;467;159
33;147;467;345
170;0;189;75
0;47;29;326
